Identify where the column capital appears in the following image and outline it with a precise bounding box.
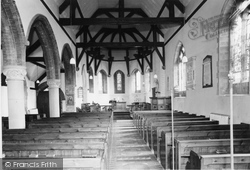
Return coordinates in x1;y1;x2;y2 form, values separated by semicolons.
47;79;61;88
3;66;27;80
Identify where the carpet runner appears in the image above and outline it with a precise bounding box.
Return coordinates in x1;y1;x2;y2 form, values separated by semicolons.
109;120;164;170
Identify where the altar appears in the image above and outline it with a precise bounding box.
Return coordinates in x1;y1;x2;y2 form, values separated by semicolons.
114;101;127;111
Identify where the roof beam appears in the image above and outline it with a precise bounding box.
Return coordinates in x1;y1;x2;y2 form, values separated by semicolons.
26;57;44;62
59;17;184;26
76;42;164;48
59;0;70;14
26;40;41;57
93;8;147;17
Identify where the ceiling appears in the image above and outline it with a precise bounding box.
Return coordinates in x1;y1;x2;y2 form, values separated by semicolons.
57;0;186;70
27;0;189;83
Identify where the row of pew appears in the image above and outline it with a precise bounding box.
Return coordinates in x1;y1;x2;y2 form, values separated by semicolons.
132;110;250;170
2;111;113;170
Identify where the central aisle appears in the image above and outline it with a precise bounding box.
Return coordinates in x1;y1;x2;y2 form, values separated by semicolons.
109;120;164;170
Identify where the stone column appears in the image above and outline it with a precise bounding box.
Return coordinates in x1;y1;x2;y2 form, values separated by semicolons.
3;66;27;129
60;73;66;112
47;79;61;117
0;54;2;158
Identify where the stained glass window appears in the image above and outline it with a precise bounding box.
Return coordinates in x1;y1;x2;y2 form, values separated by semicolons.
114;70;125;93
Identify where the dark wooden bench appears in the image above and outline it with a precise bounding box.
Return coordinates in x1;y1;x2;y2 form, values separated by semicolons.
188;150;250;170
2;117;8;129
176;138;250;169
29;118;110;124
61;112;111;117
3;142;105;157
28;121;110;128
135;111;189;136
132;110;174;129
149;120;219;153
3;126;108;134
156;123;250;166
136;111;187;131
144;116;209;143
160;129;250;169
3;112;112;170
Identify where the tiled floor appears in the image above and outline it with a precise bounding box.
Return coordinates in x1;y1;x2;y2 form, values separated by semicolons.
109;120;164;170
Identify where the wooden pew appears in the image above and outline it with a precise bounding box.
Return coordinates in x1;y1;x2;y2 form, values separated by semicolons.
3;112;112;170
176;138;250;170
188;150;250;170
149;120;219;153
132;110;174;130
29;118;110;124
144;116;209;143
136;111;187;132
3;131;107;141
3;143;105;158
156;123;250;166
61;112;111;117
3;127;108;134
28;121;110;128
160;129;250;169
135;111;188;136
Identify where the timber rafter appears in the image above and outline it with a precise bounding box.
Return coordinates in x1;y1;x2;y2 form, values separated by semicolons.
58;0;185;72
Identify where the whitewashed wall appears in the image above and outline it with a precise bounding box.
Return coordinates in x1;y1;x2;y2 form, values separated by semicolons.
163;0;250;124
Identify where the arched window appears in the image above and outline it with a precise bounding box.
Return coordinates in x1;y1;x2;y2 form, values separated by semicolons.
230;8;250;94
145;66;151;92
174;43;187;97
88;67;94;93
114;70;125;93
98;70;107;94
135;70;141;93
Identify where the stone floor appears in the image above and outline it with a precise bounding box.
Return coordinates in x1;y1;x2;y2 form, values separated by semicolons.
109;119;164;170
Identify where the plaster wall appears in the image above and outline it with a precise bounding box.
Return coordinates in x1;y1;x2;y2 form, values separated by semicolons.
15;0;76;58
162;0;250;124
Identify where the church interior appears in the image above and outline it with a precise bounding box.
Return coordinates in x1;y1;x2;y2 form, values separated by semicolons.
1;0;250;169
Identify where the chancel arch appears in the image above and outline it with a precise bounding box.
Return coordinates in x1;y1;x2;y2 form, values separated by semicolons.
61;44;76;112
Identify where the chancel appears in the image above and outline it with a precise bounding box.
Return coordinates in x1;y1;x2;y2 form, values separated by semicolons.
1;0;250;169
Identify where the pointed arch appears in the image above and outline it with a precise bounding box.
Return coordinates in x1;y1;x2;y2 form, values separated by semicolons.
29;15;61;80
89;67;94;93
174;41;187;97
62;44;76;86
98;69;108;94
145;66;152;92
132;69;142;93
61;44;76;111
1;0;26;66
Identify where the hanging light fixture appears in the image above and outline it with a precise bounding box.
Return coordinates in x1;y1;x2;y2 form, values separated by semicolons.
182;55;188;63
36;66;40;83
70;58;76;64
153;74;158;79
89;75;93;79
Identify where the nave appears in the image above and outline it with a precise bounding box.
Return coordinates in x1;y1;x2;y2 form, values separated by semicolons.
2;109;250;170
